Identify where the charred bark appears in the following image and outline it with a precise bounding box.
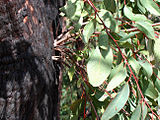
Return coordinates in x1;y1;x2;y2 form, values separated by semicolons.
0;0;63;119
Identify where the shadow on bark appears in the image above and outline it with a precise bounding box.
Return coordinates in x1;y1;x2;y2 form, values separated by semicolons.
0;40;58;120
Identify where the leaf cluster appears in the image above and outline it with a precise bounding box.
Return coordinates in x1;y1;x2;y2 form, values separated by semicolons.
59;0;160;119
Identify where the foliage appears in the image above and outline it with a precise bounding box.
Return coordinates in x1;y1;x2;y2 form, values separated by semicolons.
58;0;160;119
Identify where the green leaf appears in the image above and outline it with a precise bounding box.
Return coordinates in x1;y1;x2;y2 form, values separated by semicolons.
98;9;118;32
137;0;146;14
144;81;158;99
139;60;153;78
141;102;147;120
68;66;75;81
98;31;109;47
101;84;130;120
106;63;127;91
153;69;160;92
70;99;83;114
128;57;141;74
87;47;113;87
139;0;160;16
98;92;109;101
83;20;95;43
119;31;140;42
104;0;116;13
131;103;141;120
124;6;149;22
154;38;160;64
135;21;155;39
63;1;76;19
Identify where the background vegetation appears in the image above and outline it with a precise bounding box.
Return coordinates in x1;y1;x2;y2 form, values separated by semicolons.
57;0;160;119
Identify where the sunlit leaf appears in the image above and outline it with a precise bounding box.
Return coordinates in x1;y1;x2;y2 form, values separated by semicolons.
68;66;75;81
98;92;109;101
119;31;140;42
124;6;149;22
141;102;147;120
106;63;127;91
135;21;155;39
131;103;141;120
87;47;113;87
154;38;160;64
139;60;153;78
128;57;141;74
83;20;95;43
140;0;160;16
101;84;130;120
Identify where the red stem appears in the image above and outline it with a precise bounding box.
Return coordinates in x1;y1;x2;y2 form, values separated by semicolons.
85;0;160;118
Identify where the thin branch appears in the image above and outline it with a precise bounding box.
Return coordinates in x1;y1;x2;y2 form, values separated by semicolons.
121;22;160;32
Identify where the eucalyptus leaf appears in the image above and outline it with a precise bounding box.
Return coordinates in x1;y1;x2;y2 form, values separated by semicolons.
87;47;113;87
119;31;140;42
104;0;116;13
135;21;155;39
154;38;160;64
153;69;160;92
68;66;75;81
141;102;147;120
106;63;127;91
98;9;118;32
139;0;160;16
144;81;158;99
131;103;141;120
128;57;141;74
98;31;108;47
83;20;95;43
124;6;149;22
70;99;83;114
101;84;130;120
139;60;153;78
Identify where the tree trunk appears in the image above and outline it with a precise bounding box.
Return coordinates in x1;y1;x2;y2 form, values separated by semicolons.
0;0;63;119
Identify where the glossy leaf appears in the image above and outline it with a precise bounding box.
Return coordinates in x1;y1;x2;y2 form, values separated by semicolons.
106;63;127;91
140;0;160;16
98;92;109;102
101;84;130;120
87;47;113;87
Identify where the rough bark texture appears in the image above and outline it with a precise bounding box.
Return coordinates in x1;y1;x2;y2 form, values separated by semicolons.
0;0;64;119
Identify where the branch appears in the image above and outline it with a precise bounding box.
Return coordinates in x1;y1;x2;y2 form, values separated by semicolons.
121;22;160;32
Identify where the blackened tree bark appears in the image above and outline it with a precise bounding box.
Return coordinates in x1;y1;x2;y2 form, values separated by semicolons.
0;0;64;119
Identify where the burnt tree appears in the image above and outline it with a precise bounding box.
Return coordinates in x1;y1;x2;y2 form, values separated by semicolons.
0;0;64;119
